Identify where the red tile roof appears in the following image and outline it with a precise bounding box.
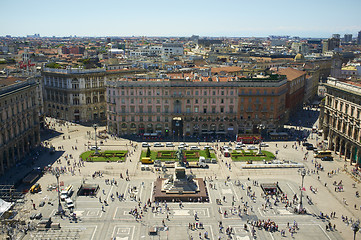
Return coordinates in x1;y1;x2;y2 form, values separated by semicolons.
275;67;306;81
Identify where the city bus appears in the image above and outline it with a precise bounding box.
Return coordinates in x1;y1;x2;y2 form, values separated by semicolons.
314;150;332;158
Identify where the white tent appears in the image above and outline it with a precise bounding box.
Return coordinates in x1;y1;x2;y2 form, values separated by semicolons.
0;198;13;217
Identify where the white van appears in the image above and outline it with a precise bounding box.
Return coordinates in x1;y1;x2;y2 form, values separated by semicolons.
60;185;73;201
65;198;74;209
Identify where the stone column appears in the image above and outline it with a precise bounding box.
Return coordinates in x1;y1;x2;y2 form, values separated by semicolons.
0;150;4;176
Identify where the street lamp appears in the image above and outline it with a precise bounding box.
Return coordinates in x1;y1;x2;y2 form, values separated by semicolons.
351;220;360;240
298;169;306;213
93;124;99;155
55;171;63;215
257;124;266;154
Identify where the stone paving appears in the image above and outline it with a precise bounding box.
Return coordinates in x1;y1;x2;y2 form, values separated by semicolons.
3;117;361;240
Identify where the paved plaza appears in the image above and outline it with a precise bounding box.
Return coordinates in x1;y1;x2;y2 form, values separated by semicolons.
2;115;361;240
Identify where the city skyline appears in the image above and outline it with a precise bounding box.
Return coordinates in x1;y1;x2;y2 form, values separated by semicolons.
1;0;361;38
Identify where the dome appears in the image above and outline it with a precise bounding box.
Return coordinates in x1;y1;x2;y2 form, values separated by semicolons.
294;53;305;61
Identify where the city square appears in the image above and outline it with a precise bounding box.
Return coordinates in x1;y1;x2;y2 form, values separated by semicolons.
1;112;359;240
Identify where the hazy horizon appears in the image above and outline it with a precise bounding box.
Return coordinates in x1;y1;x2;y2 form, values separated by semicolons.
1;0;361;39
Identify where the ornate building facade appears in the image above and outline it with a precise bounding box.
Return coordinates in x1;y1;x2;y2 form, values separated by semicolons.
42;67;146;124
106;74;287;137
42;67;107;123
0;77;41;176
321;77;361;165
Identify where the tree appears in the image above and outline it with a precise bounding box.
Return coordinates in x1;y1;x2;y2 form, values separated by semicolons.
205;148;211;158
146;147;151;157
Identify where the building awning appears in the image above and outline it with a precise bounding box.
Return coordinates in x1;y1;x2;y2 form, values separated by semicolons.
0;198;14;217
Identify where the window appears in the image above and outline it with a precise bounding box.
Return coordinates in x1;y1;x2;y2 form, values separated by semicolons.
148;106;152;113
195;99;198;104
195;107;199;113
148;116;152;121
203;99;207;104
230;99;233;104
165;106;169;113
230;91;233;95
212;107;216;113
187;99;190;104
121;106;126;113
204;91;207;95
139;99;143;104
229;106;233;113
156;107;161;113
165;117;168;122
221;99;224;104
130;99;134;104
187;91;190;95
148;91;151;95
195;91;199;95
186;107;191;113
131;116;135;121
213;91;216;95
121;99;125;104
139;116;143;121
157;116;161;121
203;108;207;113
139;106;143;113
122;116;126;121
130;106;135;113
157;99;160;104
221;91;224;95
220;107;224;113
148;99;151;104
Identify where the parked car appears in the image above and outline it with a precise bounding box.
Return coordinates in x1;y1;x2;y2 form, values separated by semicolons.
203;145;214;150
222;146;232;151
236;143;246;147
321;156;334;161
306;144;314;150
260;143;269;147
142;142;150;147
166;142;174;147
153;142;164;147
235;146;243;150
35;213;42;220
90;146;101;151
179;142;188;147
190;146;200;150
247;145;257;150
302;142;310;146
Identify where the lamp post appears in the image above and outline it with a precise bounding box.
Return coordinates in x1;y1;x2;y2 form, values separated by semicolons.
55;171;63;215
299;169;306;213
93;124;99;155
351;220;360;240
257;124;265;154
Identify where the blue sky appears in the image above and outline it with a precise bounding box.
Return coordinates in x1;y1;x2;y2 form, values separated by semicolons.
1;0;361;38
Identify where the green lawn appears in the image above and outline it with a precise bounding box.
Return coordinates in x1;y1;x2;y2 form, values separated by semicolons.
80;150;128;162
231;150;275;161
140;150;217;162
